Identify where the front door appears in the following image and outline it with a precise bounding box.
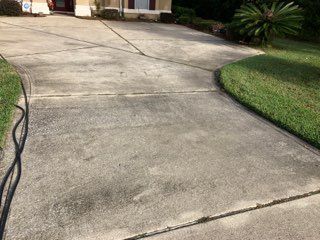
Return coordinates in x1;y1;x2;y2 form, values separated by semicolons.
54;0;74;11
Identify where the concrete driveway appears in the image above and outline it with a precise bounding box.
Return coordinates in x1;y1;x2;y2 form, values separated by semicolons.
0;16;319;240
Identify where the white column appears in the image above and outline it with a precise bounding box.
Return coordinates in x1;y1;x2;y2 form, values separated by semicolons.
74;0;91;16
29;0;50;14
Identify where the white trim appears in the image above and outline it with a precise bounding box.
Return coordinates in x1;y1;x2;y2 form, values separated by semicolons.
75;5;91;16
105;6;119;10
124;8;171;14
31;2;50;14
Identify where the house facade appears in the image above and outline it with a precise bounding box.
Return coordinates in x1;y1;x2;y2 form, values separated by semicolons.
22;0;172;18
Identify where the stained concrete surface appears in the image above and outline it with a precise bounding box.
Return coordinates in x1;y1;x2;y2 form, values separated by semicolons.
0;15;319;240
8;47;214;96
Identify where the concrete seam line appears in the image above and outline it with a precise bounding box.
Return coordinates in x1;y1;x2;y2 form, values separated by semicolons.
97;21;213;72
0;53;6;60
5;46;100;59
0;21;138;55
124;189;320;240
0;21;212;72
100;20;146;55
29;89;217;99
143;55;212;72
2;21;315;151
98;21;212;72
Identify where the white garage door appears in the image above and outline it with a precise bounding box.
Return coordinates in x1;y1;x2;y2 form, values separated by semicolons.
135;0;149;10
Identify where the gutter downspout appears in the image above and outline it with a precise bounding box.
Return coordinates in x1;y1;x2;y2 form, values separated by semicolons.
119;0;124;17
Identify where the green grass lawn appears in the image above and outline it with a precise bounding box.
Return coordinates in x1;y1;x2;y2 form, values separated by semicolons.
0;60;21;147
220;39;320;149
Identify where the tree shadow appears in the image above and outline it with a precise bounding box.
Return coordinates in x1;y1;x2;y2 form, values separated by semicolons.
271;39;320;57
235;54;320;91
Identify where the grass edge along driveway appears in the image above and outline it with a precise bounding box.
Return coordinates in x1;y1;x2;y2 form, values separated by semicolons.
0;60;21;148
220;39;320;149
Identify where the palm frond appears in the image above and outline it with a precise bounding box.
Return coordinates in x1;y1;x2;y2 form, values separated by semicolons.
232;1;304;45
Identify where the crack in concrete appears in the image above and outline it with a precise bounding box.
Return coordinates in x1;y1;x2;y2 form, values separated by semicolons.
124;189;320;240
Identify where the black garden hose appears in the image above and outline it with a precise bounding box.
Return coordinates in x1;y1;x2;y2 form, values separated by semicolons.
0;56;29;239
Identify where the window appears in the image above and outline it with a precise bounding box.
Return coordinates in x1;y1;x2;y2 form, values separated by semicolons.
135;0;149;10
128;0;156;10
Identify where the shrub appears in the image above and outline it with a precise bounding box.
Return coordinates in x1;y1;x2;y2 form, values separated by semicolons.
160;12;176;23
192;18;217;32
173;0;243;22
225;22;248;42
294;0;320;41
212;22;226;34
246;1;320;41
173;6;196;25
174;0;319;42
100;9;119;20
0;0;22;16
178;15;192;24
172;5;196;20
233;2;303;44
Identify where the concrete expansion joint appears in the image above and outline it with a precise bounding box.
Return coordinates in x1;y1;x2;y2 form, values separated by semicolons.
5;46;101;58
100;20;146;56
0;20;137;55
98;21;212;71
0;20;211;72
30;89;218;99
124;189;320;240
147;56;212;72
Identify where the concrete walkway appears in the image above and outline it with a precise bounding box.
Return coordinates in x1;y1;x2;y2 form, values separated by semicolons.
0;16;319;240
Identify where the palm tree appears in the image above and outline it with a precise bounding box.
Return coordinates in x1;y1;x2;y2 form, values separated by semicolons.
233;1;304;44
